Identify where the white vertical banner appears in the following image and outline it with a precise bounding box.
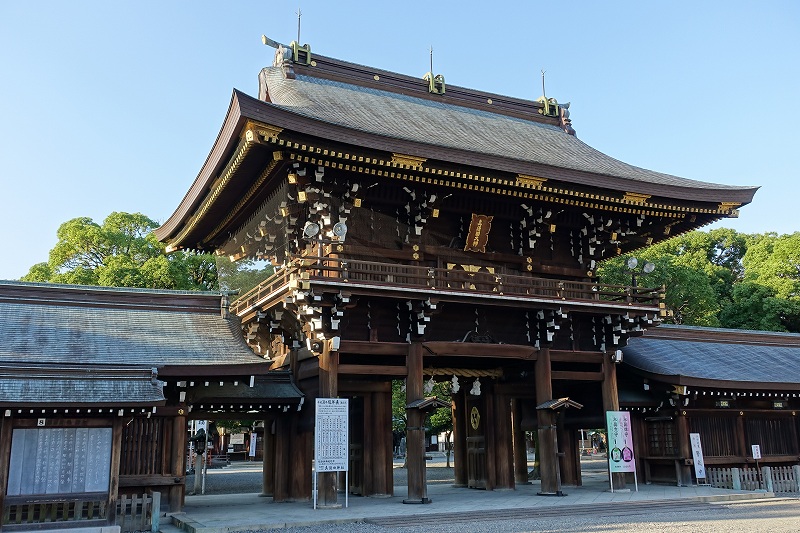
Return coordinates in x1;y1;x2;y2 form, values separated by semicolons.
249;433;257;458
314;398;349;509
606;410;638;492
689;433;706;481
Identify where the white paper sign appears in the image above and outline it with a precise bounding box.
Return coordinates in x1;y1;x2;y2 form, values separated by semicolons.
689;433;706;479
315;398;349;472
751;444;762;460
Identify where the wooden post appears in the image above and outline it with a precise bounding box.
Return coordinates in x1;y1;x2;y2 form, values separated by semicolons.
675;412;692;486
108;417;124;525
0;417;12;529
404;342;430;503
601;352;626;490
317;338;340;507
169;413;187;512
493;392;514;490
536;346;559;494
261;419;275;497
557;424;577;486
512;398;531;485
273;417;291;502
452;388;467;487
289;414;312;501
371;387;393;496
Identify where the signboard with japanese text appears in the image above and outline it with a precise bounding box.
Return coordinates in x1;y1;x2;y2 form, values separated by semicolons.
751;444;762;460
315;398;349;472
689;433;706;479
606;411;636;473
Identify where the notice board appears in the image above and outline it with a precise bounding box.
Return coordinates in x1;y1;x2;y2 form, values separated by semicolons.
6;427;113;496
314;398;349;472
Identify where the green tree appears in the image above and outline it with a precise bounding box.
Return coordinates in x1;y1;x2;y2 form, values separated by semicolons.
21;212;220;290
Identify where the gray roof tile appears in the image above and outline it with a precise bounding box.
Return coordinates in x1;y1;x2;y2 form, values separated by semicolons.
262;68;754;192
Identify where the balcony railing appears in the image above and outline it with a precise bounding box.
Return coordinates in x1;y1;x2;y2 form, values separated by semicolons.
230;256;661;317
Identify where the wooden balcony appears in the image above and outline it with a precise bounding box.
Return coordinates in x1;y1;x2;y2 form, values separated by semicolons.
231;257;662;321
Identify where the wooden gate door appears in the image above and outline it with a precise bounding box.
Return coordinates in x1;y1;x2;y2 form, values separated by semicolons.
466;395;487;489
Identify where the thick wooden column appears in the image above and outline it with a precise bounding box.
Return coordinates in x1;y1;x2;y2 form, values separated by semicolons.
273;417;291;502
557;425;579;486
368;387;393;496
317;338;340;507
404;342;430;503
536;346;559;494
675;412;692;486
493;392;515;490
290;413;312;501
512;399;530;484
261;420;275;497
108;417;124;525
602;353;626;489
452;388;467;487
169;413;187;511
0;418;10;528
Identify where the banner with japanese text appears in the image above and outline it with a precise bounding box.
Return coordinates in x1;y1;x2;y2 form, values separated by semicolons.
606;411;636;473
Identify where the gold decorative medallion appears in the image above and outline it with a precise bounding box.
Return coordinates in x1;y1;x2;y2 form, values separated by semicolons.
470;406;480;430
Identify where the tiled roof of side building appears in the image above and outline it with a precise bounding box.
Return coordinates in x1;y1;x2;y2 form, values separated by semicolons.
623;324;800;388
0;281;266;369
259;65;757;195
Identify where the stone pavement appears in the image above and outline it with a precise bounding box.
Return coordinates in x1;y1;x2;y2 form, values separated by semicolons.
164;457;775;533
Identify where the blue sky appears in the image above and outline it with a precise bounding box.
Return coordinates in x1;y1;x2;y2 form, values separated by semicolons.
1;1;798;280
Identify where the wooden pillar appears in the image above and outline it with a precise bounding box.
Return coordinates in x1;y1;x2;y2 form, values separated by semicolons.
493;392;514;490
601;353;626;489
536;346;559;494
317;338;340;507
0;417;12;529
273;417;291;502
512;399;530;485
404;341;430;503
169;413;187;511
557;424;578;486
261;419;275;497
452;388;467;487
290;413;312;501
675;412;692;486
107;417;124;525
369;387;393;496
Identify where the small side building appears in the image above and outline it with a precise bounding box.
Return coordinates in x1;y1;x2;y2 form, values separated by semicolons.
620;324;800;485
0;281;302;530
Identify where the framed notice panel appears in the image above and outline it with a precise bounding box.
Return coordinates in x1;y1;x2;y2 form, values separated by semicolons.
7;427;112;496
314;398;349;472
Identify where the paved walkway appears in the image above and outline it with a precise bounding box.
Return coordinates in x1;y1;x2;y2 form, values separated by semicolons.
165;458;774;532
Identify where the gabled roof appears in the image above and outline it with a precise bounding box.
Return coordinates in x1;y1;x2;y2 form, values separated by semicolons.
0;281;269;377
622;324;800;390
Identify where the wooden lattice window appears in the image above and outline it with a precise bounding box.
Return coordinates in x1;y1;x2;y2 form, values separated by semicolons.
646;419;676;457
745;417;799;456
689;416;738;457
120;418;165;476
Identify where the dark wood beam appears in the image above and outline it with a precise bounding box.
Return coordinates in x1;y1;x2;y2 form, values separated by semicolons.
550;351;603;363
552;370;603;381
422;342;537;360
338;364;408;377
339;340;409;356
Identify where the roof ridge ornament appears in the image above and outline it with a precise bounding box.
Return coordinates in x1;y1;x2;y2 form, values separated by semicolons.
423;46;445;94
537;69;575;135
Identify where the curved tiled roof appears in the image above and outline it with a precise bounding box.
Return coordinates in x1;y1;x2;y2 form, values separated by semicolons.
260;67;755;193
623;325;800;388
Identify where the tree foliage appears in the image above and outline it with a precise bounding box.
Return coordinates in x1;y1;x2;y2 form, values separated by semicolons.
21;212;273;293
598;229;800;333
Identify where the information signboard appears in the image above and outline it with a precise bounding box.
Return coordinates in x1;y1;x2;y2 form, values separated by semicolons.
689;433;706;480
606;411;636;473
314;398;349;472
751;444;762;460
